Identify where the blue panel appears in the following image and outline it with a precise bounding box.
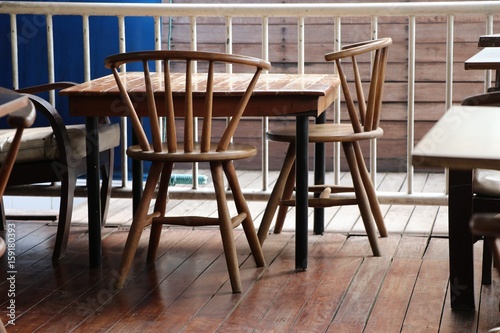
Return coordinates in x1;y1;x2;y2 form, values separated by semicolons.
0;0;161;176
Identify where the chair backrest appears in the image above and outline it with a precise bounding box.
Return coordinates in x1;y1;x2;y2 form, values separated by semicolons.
325;38;392;133
462;90;500;106
0;88;36;197
105;50;271;154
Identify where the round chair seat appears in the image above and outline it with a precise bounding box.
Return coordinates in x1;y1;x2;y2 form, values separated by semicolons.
267;123;384;143
127;142;257;162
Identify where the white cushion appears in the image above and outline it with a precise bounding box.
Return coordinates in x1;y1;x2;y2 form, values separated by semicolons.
0;123;120;163
474;168;500;197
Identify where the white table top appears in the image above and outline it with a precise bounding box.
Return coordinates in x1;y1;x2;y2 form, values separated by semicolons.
412;105;500;171
465;47;500;70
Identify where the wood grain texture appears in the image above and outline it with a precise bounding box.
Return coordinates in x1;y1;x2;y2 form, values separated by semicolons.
0;206;498;332
0;172;488;332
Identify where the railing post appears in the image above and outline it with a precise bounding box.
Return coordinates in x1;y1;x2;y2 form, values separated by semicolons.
46;14;55;104
9;14;19;89
446;15;454;112
262;16;270;191
333;16;341;185
407;16;416;195
190;16;200;189
297;17;305;74
370;16;379;186
485;14;494;91
82;15;91;82
444;15;455;193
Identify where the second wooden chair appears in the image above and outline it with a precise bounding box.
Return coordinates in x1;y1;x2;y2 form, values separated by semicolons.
258;38;392;256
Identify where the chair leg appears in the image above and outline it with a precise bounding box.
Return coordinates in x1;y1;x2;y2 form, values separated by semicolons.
99;149;114;227
482;237;493;285
0;199;6;230
258;144;296;244
274;161;296;235
116;162;163;289
52;170;76;261
0;318;6;333
353;142;388;237
223;161;265;267
147;162;173;263
211;162;242;293
343;142;381;256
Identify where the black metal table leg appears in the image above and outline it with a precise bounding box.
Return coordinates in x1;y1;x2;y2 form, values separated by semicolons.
314;112;326;235
86;116;102;267
448;169;475;310
295;115;309;271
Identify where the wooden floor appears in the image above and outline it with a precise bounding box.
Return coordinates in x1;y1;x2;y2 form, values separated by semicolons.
1;172;500;332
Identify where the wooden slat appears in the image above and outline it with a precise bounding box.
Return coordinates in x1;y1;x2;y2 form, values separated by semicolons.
1;176;499;332
326;236;400;332
364;236;427;332
132;231;250;332
181;232;296;332
72;229;222;331
216;233;297;332
253;233;347;332
401;238;450;331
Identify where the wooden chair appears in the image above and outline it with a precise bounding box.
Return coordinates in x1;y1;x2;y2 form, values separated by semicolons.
105;50;270;292
0;88;36;333
258;38;391;256
470;213;500;322
461;91;500;284
0;82;120;261
0;88;36;196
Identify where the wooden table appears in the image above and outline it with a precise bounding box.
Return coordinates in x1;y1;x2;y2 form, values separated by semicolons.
412;105;500;310
61;73;340;269
465;47;500;90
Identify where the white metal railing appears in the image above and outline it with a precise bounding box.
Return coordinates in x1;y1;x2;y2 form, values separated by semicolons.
2;1;499;205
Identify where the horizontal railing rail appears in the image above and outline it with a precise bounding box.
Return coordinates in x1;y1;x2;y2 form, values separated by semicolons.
2;1;498;206
3;1;500;17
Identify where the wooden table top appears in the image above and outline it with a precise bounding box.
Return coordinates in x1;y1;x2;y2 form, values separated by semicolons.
412;105;500;171
464;48;500;70
61;73;340;118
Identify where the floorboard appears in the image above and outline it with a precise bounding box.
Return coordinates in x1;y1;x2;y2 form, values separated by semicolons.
1;172;499;332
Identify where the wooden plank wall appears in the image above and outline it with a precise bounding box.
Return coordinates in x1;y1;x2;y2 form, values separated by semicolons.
162;0;500;172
